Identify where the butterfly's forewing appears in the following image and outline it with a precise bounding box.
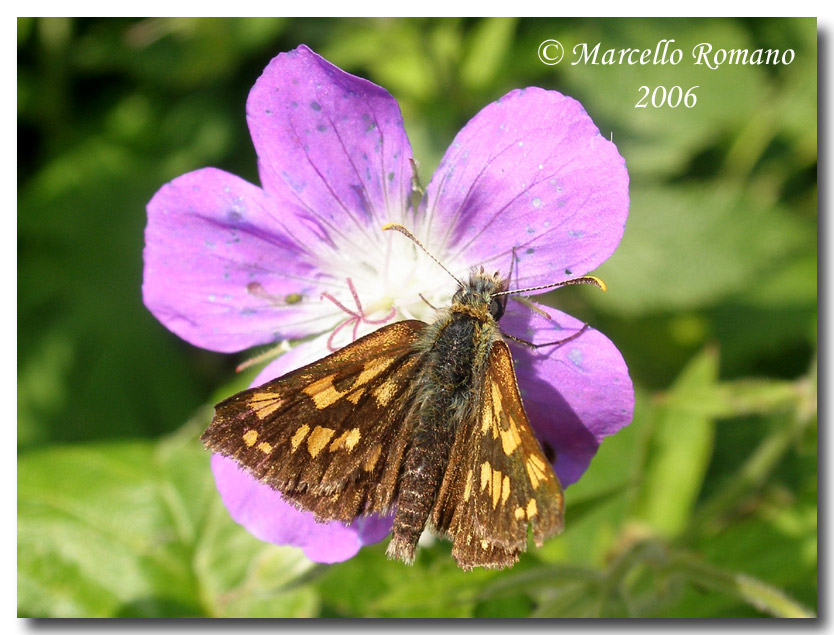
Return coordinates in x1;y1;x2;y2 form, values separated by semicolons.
432;339;564;570
202;319;426;522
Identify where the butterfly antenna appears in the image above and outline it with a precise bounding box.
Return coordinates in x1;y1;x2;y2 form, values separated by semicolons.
382;223;464;287
494;275;607;296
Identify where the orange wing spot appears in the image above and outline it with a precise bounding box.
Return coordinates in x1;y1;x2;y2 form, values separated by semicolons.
514;506;526;520
363;444;382;471
257;441;273;454
307;426;335;458
242;429;258;447
372;380;398;406
303;375;344;409
329;430;346;452
490;381;503;416
526;455;548;490
329;427;361;453
346;387;366;404
500;423;521;455
290;424;310;452
463;469;473;501
480;461;492;491
356;356;396;386
492;468;503;508
528;453;547;472
344;427;361;450
502;475;511;504
526;498;538;519
248;392;284;419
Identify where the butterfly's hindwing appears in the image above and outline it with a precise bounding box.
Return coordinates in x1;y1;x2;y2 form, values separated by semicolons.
432;340;564;570
201;320;427;522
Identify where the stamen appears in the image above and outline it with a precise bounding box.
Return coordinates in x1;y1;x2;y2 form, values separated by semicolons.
321;277;398;352
327;318;356;352
364;305;397;324
321;289;357;316
345;277;365;316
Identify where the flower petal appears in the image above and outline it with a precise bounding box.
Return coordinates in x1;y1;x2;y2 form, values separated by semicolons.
249;332;332;388
425;87;629;288
247;45;414;248
501;301;634;486
211;455;392;564
143;168;339;352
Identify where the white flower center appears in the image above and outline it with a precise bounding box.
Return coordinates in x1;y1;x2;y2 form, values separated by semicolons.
314;220;466;349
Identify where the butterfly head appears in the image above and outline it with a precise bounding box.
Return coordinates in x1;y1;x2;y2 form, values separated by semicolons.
451;267;510;321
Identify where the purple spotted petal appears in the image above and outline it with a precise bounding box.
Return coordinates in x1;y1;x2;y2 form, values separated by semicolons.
425;87;628;289
248;45;414;243
211;455;392;563
502;301;634;486
143;168;340;352
211;337;393;562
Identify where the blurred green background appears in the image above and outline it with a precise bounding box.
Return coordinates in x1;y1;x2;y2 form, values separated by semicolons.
17;17;816;617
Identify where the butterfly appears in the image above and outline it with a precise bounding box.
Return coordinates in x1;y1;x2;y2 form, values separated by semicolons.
201;224;604;570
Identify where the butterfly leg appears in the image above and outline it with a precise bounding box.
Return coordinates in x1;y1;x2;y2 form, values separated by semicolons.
501;322;591;349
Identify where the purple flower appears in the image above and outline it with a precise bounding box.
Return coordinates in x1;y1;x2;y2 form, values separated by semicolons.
143;45;633;564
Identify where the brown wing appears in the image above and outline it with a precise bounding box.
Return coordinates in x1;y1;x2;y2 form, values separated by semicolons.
431;340;564;570
202;320;426;522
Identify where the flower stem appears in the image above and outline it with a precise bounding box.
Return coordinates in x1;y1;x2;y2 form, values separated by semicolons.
665;549;815;618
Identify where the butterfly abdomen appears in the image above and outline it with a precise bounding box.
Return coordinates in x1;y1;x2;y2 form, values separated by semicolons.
387;314;492;564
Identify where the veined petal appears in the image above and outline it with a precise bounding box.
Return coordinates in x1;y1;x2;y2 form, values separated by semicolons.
501;301;634;486
211;455;392;564
247;44;415;253
143;168;339;353
425;87;629;289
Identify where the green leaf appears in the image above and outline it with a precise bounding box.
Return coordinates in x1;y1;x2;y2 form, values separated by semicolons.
559;19;770;177
17;17;816;618
656;377;802;419
323;19;444;103
313;540;499;617
18;421;318;617
531;580;603;618
631;347;718;536
593;185;813;316
662;548;815;618
460;18;518;90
